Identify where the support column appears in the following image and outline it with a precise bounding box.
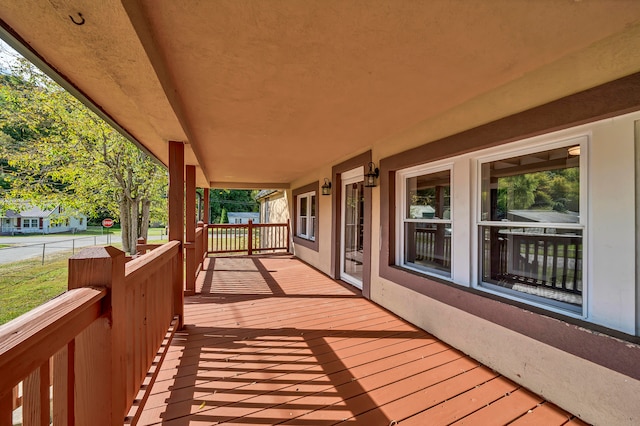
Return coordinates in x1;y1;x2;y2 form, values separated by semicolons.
168;141;184;328
185;165;196;295
203;188;210;224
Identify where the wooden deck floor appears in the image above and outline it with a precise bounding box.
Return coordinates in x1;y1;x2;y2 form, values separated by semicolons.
137;255;586;425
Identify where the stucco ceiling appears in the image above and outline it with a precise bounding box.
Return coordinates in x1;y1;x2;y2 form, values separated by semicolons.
2;1;640;188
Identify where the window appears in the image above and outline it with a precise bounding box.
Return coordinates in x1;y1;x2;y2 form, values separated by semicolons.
22;218;38;228
477;140;585;313
392;136;586;315
398;166;452;277
296;191;316;241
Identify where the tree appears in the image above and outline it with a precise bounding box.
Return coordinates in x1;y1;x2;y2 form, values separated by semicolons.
219;208;228;224
0;58;167;253
208;189;258;223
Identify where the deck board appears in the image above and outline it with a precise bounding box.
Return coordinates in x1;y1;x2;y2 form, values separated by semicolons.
138;255;586;425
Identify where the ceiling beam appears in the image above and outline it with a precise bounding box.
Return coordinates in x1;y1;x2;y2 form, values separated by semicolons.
120;0;210;181
209;182;291;190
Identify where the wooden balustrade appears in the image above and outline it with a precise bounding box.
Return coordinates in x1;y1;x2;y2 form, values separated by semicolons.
185;222;208;295
493;231;583;294
413;227;451;267
207;220;290;255
0;241;181;425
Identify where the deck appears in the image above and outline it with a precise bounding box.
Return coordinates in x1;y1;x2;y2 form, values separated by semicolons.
137;255;586;425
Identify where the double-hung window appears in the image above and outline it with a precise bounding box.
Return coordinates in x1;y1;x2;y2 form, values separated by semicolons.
477;138;586;314
394;136;586;315
296;191;316;241
398;166;452;278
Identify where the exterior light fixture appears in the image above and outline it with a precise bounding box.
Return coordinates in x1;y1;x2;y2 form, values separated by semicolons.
364;162;380;187
568;145;581;156
321;178;332;195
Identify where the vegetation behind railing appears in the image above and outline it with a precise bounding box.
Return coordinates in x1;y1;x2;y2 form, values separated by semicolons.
0;241;181;425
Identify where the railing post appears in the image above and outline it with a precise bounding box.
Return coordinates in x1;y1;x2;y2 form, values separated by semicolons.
286;219;291;253
247;220;253;255
67;246;126;425
136;237;146;255
197;221;205;262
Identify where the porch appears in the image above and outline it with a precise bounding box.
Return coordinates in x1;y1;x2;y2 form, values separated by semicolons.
135;255;585;425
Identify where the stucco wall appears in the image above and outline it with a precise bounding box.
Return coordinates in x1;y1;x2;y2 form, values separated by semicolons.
290;169;334;277
290;84;640;424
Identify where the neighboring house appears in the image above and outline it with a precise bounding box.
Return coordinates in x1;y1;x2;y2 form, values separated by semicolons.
507;209;579;223
0;204;88;235
226;212;259;224
255;190;290;224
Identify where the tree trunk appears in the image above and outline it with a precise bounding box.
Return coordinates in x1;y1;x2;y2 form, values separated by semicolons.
119;199;131;254
139;198;151;239
129;198;139;254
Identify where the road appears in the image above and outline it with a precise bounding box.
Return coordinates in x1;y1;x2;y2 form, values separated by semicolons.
0;233;165;265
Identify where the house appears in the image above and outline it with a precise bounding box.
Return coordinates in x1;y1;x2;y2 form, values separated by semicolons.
225;211;259;224
0;204;88;235
1;2;640;423
255;189;290;224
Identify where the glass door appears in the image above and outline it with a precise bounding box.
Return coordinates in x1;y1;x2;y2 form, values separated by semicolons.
341;168;364;288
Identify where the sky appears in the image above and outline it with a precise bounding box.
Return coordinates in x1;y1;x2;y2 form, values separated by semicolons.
0;38;21;73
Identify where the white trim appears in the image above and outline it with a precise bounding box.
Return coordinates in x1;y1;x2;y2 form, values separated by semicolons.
396;163;454;280
340;168;364;289
296;191;316;241
472;134;589;318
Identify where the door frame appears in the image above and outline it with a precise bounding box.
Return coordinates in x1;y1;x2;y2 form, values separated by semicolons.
331;151;373;298
340;167;364;288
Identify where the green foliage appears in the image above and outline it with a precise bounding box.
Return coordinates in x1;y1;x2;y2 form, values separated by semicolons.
219;207;228;224
0;58;167;252
208;189;258;224
496;168;579;216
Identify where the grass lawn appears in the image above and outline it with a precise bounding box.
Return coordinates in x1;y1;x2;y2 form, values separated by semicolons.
0;238;171;326
0;252;69;325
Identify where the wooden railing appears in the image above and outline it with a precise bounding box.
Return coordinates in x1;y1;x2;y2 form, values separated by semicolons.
493;231;582;295
185;222;209;295
413;227;451;267
0;241;181;425
207;220;290;255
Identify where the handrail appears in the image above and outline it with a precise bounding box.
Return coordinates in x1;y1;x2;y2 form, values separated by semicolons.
0;287;106;397
208;221;290;255
126;241;180;284
1;239;183;425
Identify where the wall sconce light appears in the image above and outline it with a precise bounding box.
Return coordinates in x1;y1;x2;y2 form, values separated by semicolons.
567;145;581;156
364;162;380;187
321;178;332;195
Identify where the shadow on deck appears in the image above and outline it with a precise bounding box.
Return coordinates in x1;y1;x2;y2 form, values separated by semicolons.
138;255;586;425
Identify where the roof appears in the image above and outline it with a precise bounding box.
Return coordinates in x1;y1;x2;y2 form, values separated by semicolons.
3;205;54;218
1;2;640;188
255;189;280;200
508;210;579;224
226;212;260;219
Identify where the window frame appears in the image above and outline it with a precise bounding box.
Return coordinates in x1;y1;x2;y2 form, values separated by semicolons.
472;135;589;317
292;181;320;252
296;191;316;240
397;162;454;279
